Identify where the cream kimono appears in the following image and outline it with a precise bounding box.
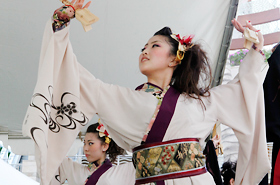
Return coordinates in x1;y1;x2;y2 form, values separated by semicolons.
22;19;270;185
52;158;135;185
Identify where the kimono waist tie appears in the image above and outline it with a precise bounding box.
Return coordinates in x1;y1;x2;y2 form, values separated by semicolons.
132;138;207;184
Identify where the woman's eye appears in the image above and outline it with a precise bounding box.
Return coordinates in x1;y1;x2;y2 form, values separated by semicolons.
141;48;146;52
152;44;159;48
89;142;93;146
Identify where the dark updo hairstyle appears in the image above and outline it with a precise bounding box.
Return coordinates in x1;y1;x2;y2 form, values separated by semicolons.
221;161;236;185
154;27;212;108
86;123;125;163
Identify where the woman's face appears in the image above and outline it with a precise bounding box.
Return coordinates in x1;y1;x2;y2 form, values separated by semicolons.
83;132;107;163
139;35;175;77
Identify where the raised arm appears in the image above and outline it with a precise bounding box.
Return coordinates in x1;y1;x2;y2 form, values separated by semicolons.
23;3;158;184
206;20;269;184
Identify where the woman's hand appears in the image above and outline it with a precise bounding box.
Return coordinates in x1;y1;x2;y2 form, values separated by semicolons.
231;18;264;51
71;0;91;10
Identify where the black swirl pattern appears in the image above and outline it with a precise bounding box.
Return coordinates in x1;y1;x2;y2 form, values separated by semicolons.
55;175;61;182
29;86;88;133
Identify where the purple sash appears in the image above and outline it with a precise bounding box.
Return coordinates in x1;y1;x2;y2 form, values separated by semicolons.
135;85;180;185
85;159;112;185
145;86;180;144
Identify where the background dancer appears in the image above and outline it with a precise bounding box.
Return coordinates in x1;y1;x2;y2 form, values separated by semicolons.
52;122;135;185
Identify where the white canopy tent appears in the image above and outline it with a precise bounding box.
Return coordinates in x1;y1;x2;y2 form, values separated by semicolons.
0;0;237;153
0;0;237;132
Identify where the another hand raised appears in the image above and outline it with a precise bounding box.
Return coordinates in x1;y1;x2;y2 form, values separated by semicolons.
71;0;91;10
231;18;264;51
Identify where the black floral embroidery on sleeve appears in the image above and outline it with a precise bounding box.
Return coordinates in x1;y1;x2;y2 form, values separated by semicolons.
56;102;77;116
29;85;88;133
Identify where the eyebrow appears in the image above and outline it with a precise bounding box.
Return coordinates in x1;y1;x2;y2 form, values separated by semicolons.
145;40;162;46
84;140;93;142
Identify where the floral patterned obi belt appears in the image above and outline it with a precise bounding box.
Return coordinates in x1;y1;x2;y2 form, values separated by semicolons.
132;138;207;184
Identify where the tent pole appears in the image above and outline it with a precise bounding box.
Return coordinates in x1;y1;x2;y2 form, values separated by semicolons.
211;0;239;87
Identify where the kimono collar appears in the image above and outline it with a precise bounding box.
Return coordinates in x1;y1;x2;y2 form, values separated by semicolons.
85;159;112;185
87;159;109;172
135;82;163;91
87;161;98;172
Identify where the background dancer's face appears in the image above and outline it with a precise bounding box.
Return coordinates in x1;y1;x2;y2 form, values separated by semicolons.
83;132;108;164
139;35;175;78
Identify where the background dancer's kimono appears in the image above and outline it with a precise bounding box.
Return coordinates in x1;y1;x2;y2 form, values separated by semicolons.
51;158;134;185
22;3;270;185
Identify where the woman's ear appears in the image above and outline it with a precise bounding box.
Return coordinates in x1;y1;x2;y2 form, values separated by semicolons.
229;178;235;185
102;143;109;152
169;58;180;67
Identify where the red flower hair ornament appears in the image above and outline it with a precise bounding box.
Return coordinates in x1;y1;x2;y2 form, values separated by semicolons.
171;33;195;63
96;119;111;144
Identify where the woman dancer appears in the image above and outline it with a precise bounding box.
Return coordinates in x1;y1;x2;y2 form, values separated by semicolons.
25;0;270;184
54;122;135;185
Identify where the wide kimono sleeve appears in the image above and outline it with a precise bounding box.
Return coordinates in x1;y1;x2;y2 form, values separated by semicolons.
206;49;270;185
50;158;90;185
22;19;158;185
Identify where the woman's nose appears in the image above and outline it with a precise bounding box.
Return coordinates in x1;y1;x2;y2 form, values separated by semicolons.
143;49;148;55
84;145;88;151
